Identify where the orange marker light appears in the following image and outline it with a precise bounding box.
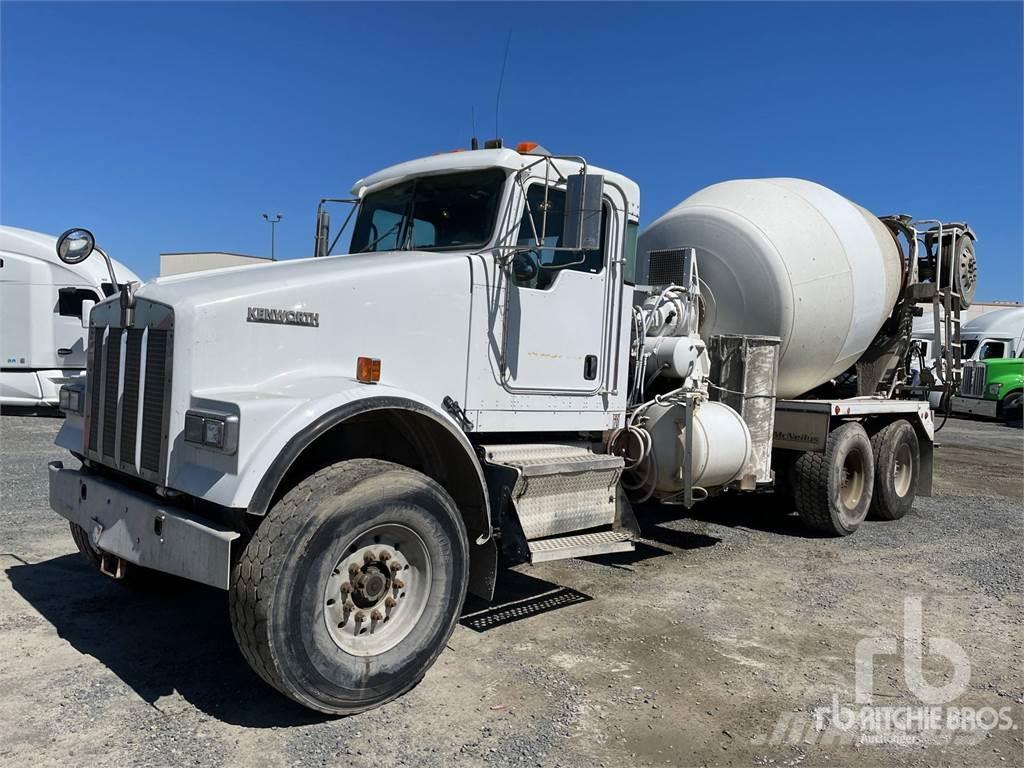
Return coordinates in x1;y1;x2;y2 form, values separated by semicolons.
516;141;539;153
356;357;381;384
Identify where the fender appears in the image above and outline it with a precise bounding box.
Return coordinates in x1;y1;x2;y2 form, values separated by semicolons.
248;392;491;536
241;390;498;600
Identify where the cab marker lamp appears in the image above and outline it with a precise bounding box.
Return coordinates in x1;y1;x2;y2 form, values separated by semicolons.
357;357;381;384
184;410;239;454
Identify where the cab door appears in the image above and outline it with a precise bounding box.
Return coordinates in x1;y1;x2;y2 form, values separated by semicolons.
499;182;616;393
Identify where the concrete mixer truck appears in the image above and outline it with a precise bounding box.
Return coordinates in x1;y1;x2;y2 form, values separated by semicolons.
45;141;975;714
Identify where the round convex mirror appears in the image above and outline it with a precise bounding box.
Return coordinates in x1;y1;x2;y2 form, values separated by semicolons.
56;228;96;265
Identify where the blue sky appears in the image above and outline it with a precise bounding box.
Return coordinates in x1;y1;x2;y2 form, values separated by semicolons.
2;2;1021;299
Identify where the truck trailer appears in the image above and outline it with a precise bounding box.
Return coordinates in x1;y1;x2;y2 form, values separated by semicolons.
46;142;976;714
0;226;139;409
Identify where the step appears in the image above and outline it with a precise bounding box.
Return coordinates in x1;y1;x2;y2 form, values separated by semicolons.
528;530;635;563
480;443;625;540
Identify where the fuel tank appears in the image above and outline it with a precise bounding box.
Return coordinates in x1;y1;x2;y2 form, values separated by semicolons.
639;179;903;398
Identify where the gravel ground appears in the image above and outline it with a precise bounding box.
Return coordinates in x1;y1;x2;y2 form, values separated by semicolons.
0;413;1021;767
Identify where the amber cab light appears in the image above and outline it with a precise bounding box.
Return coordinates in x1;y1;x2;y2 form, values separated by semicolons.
516;141;539;153
356;357;381;384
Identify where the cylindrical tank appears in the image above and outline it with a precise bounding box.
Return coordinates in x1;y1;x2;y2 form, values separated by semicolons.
644;401;752;493
638;179;903;398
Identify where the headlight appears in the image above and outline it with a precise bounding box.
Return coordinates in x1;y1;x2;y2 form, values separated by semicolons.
184;410;238;454
58;384;84;414
988;383;1003;395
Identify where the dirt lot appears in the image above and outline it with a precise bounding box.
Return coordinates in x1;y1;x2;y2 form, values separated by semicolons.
1;413;1021;767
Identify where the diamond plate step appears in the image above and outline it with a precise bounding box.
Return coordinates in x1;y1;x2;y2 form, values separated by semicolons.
480;443;624;540
528;530;634;563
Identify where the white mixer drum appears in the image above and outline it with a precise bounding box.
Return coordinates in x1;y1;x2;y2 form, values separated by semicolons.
639;178;903;398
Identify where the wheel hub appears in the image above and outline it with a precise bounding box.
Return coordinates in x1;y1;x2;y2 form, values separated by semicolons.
323;523;429;657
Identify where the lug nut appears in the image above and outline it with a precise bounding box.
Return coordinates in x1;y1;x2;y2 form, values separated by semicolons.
385;596;397;609
393;578;405;590
363;551;375;564
379;551;392;562
340;582;353;594
370;609;383;622
348;563;360;576
344;599;355;611
354;611;366;624
388;560;401;573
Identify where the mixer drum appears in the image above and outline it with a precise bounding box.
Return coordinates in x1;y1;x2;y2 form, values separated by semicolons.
639;178;904;398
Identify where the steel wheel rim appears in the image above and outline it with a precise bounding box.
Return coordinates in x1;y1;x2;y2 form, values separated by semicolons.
893;443;913;498
839;450;866;514
323;523;431;657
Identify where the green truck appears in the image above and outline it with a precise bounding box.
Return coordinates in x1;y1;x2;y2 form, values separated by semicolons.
955;357;1024;426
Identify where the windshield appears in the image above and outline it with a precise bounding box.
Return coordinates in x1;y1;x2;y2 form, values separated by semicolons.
350;169;506;253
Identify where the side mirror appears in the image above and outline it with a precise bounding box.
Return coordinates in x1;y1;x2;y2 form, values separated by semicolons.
79;299;95;329
562;173;604;251
56;228;96;265
511;250;539;283
314;209;331;258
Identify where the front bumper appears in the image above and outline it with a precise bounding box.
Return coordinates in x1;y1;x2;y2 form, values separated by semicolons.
951;396;998;419
48;461;239;589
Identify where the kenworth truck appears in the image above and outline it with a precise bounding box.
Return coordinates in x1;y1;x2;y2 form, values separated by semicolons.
47;142;977;714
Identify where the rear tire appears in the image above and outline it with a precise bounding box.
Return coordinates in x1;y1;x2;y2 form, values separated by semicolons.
793;422;874;536
230;459;469;715
868;420;919;521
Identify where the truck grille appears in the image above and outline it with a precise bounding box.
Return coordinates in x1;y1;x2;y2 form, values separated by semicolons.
84;300;174;482
961;360;987;398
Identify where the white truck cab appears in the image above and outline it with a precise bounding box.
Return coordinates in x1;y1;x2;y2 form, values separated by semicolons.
0;226;139;408
46;142;966;715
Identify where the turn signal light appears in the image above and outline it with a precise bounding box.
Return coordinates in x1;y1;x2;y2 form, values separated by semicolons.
516;141;539;153
357;357;381;384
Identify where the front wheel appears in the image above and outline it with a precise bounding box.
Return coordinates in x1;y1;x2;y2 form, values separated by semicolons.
1002;391;1023;427
230;459;469;714
793;422;874;536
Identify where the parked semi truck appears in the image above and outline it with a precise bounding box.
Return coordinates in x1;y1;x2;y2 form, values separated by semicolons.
0;226;139;409
954;308;1024;423
47;142;976;714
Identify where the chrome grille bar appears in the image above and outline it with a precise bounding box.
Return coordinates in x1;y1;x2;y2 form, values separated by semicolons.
84;300;174;483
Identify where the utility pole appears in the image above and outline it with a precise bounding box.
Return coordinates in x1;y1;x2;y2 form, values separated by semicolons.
262;213;282;261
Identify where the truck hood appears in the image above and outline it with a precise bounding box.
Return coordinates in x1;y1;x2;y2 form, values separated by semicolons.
130;249;476;400
136;249;468;308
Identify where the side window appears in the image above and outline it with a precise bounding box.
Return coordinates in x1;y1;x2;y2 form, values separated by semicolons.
57;288;100;318
979;340;1006;360
623;220;639;285
513;185;606;290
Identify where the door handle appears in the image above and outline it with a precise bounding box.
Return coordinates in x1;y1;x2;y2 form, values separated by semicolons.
584;354;598;381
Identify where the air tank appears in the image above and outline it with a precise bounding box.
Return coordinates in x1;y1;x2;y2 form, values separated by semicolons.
639;179;903;398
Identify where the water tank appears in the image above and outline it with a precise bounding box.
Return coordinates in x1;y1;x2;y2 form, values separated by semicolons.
639;179;903;398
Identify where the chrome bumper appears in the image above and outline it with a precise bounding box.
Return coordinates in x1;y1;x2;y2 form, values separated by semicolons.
48;461;239;589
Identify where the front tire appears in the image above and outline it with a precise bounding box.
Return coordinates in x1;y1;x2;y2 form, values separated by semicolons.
230;459;469;715
868;420;920;521
793;422;874;536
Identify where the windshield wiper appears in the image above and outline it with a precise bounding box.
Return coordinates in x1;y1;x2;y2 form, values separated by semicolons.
358;221;403;253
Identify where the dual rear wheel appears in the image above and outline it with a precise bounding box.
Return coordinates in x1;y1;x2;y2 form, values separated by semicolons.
792;419;920;536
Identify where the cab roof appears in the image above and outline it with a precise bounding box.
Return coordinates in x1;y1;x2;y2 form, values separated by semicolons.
351;147;641;220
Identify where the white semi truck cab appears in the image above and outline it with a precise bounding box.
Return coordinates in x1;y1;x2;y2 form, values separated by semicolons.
46;141;976;714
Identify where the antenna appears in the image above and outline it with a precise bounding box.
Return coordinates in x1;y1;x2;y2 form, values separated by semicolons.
471;105;478;150
494;30;512;138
